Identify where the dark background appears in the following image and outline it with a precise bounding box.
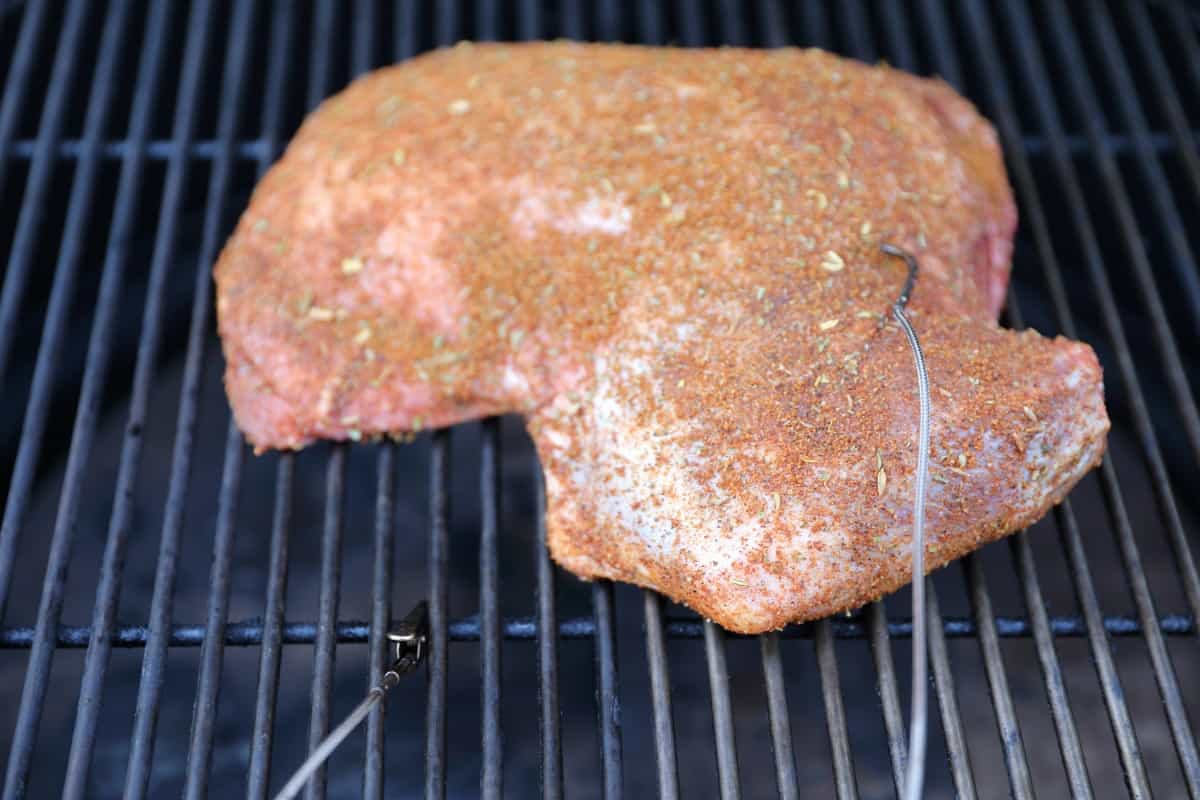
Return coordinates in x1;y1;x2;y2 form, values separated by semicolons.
1;1;1199;798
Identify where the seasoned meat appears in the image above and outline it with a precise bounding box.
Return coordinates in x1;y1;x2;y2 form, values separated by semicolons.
214;42;1108;632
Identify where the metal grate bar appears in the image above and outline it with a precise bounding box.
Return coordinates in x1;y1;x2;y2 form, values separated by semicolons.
348;3;393;796
925;587;978;799
306;446;347;800
308;0;336;111
477;0;499;40
244;6;300;797
1059;500;1153;798
356;5;390;793
425;430;450;800
867;603;907;797
560;0;585;40
365;443;396;800
951;3;1156;793
535;467;564;800
300;6;341;798
480;420;503;799
5;139;274;159
123;1;253;796
704;620;741;800
0;0;90;620
183;421;244;800
759;634;798;800
716;0;748;47
1000;1;1200;790
58;0;208;792
436;0;458;45
1;610;1190;649
912;0;958;89
360;11;405;797
1085;1;1200;625
678;0;708;46
1042;1;1200;469
1;2;131;795
836;0;874;60
757;1;787;48
0;0;48;197
1007;530;1095;797
963;555;1035;798
519;0;542;39
634;0;663;44
597;0;622;41
876;0;918;67
0;7;82;377
643;591;679;800
800;2;832;49
248;454;296;800
1;141;328;166
423;8;458;790
592;580;623;800
1161;1;1200;92
1162;3;1200;130
815;619;858;800
396;1;419;70
1095;465;1200;793
354;0;375;67
1095;3;1200;340
1005;287;1093;799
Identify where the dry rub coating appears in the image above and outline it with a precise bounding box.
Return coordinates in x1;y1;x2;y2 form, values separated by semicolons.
215;43;1109;632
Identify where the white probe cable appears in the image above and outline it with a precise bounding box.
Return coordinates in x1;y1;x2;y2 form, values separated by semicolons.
882;243;931;800
273;601;428;800
275;683;392;800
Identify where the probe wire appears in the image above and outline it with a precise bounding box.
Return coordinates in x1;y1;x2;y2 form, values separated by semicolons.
882;243;931;800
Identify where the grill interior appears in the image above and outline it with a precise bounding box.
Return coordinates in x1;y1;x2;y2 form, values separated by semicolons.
1;1;1199;798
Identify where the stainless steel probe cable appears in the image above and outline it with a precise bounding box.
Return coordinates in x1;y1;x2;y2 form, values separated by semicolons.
274;601;429;800
882;243;931;800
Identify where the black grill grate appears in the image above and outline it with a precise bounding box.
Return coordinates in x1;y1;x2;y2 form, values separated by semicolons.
0;1;1198;798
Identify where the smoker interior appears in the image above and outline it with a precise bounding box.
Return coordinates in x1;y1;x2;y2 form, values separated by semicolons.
1;1;1199;798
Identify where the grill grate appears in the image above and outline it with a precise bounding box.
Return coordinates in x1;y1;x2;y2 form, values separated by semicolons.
1;1;1198;798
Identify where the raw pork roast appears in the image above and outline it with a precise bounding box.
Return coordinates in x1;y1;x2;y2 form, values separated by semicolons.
214;43;1108;632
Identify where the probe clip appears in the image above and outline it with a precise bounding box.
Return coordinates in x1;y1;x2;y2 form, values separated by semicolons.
385;601;429;679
